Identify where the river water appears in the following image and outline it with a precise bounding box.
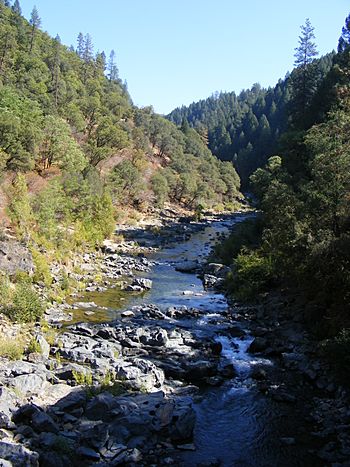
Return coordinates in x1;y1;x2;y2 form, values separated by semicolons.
73;215;315;467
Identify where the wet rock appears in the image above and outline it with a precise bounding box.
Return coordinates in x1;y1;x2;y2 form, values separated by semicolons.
77;446;100;461
175;261;198;273
205;263;231;279
248;337;269;353
131;278;152;290
251;367;267;380
121;310;134;318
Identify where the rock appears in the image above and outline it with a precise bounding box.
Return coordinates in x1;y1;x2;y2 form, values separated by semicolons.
176;443;196;451
55;389;87;412
85;393;115;421
248;337;269;353
35;335;50;358
131;278;152;290
175;261;198;273
31;411;59;434
77;446;100;461
0;440;39;467
251;367;267;380
0;241;33;275
73;301;98;309
205;263;231;278
114;359;164;391
11;374;49;398
121;310;134;318
203;274;224;289
280;437;296;445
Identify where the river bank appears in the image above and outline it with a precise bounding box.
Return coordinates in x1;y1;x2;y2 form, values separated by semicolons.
0;210;349;466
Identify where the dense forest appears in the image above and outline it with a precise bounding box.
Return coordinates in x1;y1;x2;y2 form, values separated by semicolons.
213;13;350;370
0;1;241;254
168;50;334;186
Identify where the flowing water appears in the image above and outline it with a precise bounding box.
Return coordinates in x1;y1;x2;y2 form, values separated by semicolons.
72;214;313;466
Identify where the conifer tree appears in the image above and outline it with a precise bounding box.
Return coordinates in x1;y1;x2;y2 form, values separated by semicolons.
338;13;350;53
76;32;84;58
107;50;119;81
11;0;21;15
290;18;319;127
29;5;41;52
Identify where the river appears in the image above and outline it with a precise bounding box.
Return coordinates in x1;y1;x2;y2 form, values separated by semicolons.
71;214;319;466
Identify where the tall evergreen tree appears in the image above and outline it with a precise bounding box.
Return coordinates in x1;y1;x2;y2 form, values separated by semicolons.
107;50;118;81
338;13;350;53
11;0;21;15
290;18;319;127
29;5;41;52
76;32;84;58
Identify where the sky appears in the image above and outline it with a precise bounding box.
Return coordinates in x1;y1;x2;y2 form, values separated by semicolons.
21;0;349;114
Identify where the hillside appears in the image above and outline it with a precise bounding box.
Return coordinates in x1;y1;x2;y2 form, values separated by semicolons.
0;2;242;247
167;53;334;185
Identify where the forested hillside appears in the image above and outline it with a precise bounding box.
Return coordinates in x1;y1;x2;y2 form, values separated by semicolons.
214;13;350;363
168;50;334;186
0;1;241;251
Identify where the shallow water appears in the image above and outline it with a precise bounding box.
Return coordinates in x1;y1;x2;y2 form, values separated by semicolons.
71;214;314;466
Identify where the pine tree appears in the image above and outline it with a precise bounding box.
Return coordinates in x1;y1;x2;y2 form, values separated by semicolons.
107;50;119;81
290;18;319;127
338;13;350;53
76;32;84;57
29;5;41;52
11;0;21;15
83;33;93;63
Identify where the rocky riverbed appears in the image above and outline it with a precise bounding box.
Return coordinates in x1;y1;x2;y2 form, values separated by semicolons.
0;211;349;466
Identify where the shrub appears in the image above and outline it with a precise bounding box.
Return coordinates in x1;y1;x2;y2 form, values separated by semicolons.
228;248;275;300
8;283;44;323
321;329;350;382
31;249;52;287
0;274;12;307
27;337;42;354
0;338;24;360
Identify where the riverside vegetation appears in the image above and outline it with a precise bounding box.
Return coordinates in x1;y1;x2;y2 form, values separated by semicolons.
0;1;350;466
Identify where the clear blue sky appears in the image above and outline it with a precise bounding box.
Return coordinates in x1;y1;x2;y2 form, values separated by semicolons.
21;0;349;114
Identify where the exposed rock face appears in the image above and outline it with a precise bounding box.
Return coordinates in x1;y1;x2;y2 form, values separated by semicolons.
0;241;33;275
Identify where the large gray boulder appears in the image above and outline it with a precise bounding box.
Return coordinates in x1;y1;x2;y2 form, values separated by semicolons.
114;358;164;391
0;241;33;275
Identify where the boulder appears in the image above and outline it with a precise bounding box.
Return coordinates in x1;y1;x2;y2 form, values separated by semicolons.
248;337;269;354
0;441;39;467
0;241;33;275
114;358;164;391
175;261;198;273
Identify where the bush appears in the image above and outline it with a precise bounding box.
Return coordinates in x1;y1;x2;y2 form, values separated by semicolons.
0;338;24;360
228;248;275;300
31;249;52;287
0;274;12;307
7;283;44;323
321;329;350;382
213;218;262;265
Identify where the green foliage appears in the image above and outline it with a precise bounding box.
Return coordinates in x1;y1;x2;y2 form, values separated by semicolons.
151;172;169;207
7;174;33;238
31;248;52;286
322;330;350;381
213;218;263;265
7;282;43;323
229;249;275;300
27;336;42;354
0;337;24;360
0;273;12;306
72;369;93;386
